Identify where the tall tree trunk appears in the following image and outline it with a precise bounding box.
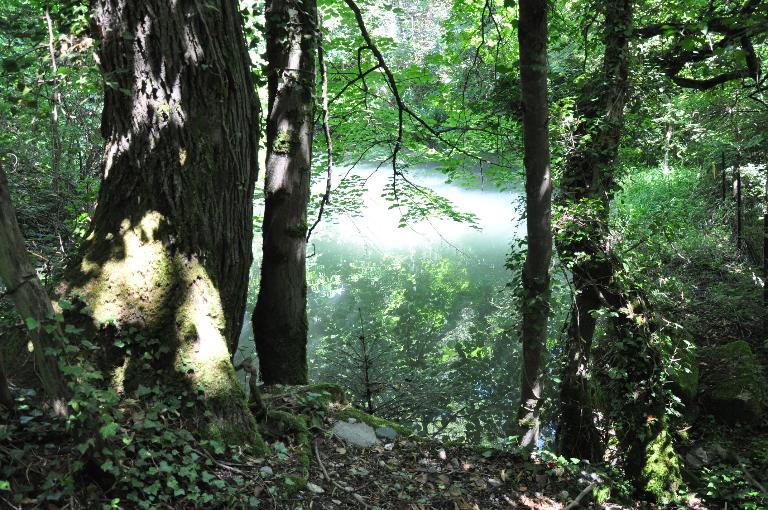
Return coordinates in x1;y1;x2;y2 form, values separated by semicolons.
721;151;727;202
736;156;743;250
555;0;633;461
0;165;68;407
61;0;260;442
253;0;317;385
555;2;680;499
0;350;11;408
516;0;552;449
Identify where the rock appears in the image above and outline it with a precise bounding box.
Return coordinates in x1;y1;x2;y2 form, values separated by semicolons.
699;340;766;423
375;425;398;441
710;443;730;461
306;482;324;494
684;447;710;469
331;421;379;447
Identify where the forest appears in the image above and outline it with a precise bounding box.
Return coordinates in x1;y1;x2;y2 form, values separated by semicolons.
0;0;767;508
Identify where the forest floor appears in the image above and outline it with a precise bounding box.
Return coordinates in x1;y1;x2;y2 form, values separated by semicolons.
228;406;632;510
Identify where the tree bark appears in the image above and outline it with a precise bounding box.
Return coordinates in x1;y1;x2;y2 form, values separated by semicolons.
0;350;11;408
736;156;743;250
253;0;317;385
721;151;727;202
516;0;552;449
0;165;68;406
555;0;634;461
61;0;260;441
555;2;679;498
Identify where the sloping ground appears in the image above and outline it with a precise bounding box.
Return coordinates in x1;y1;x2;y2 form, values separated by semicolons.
0;381;638;510
253;420;612;510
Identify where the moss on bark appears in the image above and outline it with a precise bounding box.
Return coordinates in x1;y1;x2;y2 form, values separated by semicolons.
65;211;264;448
638;427;682;503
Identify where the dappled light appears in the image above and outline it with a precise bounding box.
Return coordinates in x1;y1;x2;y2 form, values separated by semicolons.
1;0;768;508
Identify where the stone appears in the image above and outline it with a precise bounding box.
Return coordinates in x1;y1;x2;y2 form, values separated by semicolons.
375;425;398;441
699;340;766;423
331;421;379;447
684;447;709;469
306;482;324;494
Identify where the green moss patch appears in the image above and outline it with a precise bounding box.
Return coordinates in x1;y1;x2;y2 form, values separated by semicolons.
262;410;311;446
639;428;682;504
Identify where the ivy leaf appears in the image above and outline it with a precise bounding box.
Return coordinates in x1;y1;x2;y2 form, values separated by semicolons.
99;422;119;439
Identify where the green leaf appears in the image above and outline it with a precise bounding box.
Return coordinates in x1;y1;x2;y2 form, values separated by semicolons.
99;422;119;439
100;459;116;473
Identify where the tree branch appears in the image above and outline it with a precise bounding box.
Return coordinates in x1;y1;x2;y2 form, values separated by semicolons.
307;19;333;242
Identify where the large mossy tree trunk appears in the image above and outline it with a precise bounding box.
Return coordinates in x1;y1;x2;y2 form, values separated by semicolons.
253;0;317;385
555;1;680;499
62;0;260;442
516;0;552;449
554;0;633;461
0;165;68;407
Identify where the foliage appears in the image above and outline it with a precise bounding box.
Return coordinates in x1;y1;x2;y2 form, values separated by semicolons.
1;312;268;509
308;251;523;443
2;0;768;507
0;0;101;279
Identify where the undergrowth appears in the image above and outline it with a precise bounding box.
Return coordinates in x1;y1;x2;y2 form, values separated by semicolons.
0;307;269;509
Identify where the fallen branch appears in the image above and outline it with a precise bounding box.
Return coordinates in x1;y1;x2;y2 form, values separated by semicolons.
740;461;768;495
564;482;595;510
313;439;370;509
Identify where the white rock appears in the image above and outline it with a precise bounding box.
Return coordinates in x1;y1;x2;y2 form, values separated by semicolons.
307;482;324;494
331;421;380;447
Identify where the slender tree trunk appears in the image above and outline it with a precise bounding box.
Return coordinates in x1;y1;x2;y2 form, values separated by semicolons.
0;350;11;408
253;0;317;385
516;0;552;449
44;7;62;185
721;151;727;202
736;156;743;250
0;165;69;406
62;0;260;441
